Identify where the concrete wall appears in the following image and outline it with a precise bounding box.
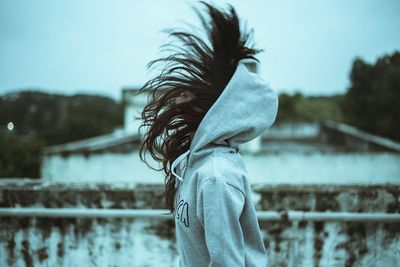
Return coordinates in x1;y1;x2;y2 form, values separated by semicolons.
1;181;399;267
41;120;400;184
254;184;400;266
41;150;400;185
41;152;163;183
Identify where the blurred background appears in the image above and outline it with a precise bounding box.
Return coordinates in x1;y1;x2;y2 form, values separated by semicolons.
0;1;399;266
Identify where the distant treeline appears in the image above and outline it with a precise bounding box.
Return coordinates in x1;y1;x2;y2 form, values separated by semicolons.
0;91;123;145
276;92;344;123
277;51;400;143
0;51;399;178
0;91;123;177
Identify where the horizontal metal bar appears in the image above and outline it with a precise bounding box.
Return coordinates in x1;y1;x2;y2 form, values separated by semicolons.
258;211;400;222
0;208;399;222
0;208;172;219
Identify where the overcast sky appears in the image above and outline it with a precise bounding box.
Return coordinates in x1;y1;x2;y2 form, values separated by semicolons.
1;0;399;99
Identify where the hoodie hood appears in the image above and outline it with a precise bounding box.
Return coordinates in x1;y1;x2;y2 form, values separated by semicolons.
171;60;279;184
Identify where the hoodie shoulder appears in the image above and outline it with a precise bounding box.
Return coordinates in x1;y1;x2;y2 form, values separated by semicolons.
194;152;246;196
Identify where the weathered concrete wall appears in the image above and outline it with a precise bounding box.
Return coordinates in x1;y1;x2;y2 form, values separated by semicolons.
0;217;177;267
254;184;400;267
0;180;399;267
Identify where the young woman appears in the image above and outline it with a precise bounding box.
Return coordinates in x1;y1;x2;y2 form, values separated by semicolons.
138;2;278;266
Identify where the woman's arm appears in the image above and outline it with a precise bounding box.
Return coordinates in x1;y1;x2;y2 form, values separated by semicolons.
196;177;246;266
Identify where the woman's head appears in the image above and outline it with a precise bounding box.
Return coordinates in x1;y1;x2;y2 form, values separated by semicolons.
137;1;262;212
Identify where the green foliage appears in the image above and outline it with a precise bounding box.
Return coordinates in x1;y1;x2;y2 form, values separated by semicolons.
0;132;42;178
0;91;123;145
276;92;302;121
0;90;123;178
276;92;344;123
341;51;400;141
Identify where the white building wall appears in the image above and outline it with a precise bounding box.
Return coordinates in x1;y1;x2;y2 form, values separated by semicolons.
42;151;400;185
263;122;320;139
123;89;149;135
41;152;163;184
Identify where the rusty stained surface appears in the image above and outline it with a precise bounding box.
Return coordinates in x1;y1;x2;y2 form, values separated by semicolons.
0;182;399;266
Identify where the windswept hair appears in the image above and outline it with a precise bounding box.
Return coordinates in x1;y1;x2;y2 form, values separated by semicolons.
137;1;262;213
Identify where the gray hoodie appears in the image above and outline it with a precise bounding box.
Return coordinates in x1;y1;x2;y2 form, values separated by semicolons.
171;60;279;267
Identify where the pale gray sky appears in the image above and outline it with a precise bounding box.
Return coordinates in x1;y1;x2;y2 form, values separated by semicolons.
1;0;399;99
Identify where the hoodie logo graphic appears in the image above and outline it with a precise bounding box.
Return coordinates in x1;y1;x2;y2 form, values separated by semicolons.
174;193;190;227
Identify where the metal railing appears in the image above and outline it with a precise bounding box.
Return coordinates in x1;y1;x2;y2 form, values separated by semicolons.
0;208;399;222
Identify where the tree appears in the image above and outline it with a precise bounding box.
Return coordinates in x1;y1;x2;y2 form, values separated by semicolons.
342;51;400;141
276;92;344;123
0;132;42;178
0;90;123;178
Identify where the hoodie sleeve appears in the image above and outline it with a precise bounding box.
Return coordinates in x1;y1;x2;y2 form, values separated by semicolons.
196;177;245;266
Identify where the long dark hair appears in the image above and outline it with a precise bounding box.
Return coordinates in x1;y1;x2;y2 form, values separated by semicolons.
137;1;262;213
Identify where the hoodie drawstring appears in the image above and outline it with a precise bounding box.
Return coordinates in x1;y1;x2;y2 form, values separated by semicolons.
171;149;191;188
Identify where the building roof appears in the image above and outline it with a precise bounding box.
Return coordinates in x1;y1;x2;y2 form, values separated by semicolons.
43;129;141;155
